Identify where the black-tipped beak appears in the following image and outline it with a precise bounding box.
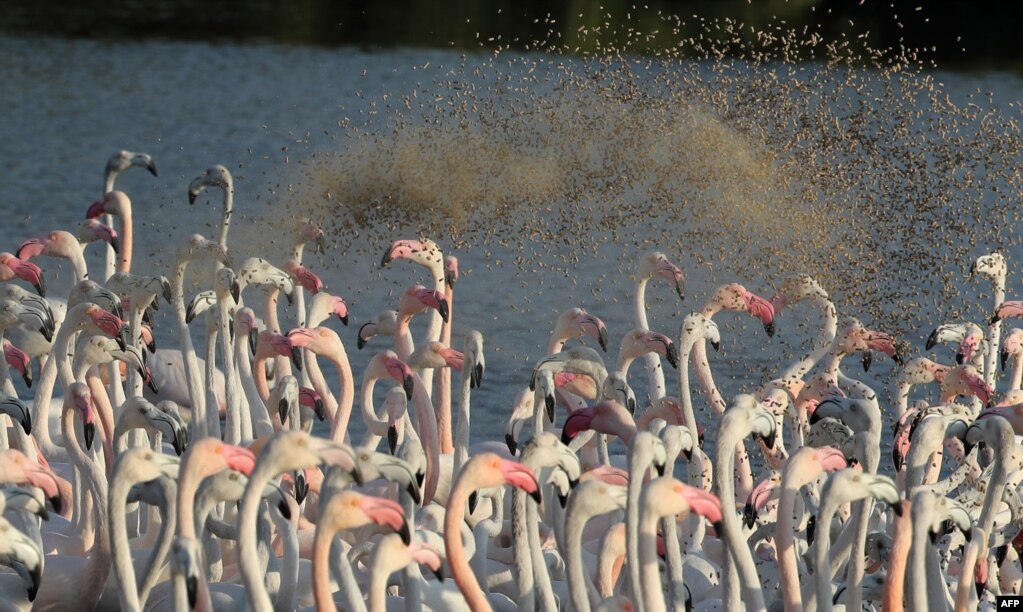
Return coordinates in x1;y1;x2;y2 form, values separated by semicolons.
893;447;904;472
230;280;240;303
1001;350;1010;372
109;235;120;255
186;575;198;608
172;430;185;456
970;261;978;277
294;471;308;505
146;370;159;395
545;394;555;424
472;362;484;388
403;375;414;401
19;411;32;436
682;447;693;461
290;347;303;372
506;433;517;456
278;398;290;425
22;369;33;390
398;521;411;546
711;520;724;535
666;343;679;370
387;426;398;455
339;313;349;327
406;481;421;505
925;329;939;350
764;322;775;338
710;340;720;352
598;327;608;352
438;299;449;323
284;289;294;306
862;351;873;372
146;336;156;354
889;501;903;517
628;397;636;415
188;190;199;205
558;492;568;508
758;430;776;451
529;488;542;505
147;161;159;177
38;325;52;343
468;491;478;515
380;247;394;267
432;567;444;581
991;314;1002;325
314;399;325;422
955;352;965;365
743;503;757;529
33;279;44;298
654;461;665;477
27;564;40;601
277;498;291;520
49;494;62;515
83;422;96;450
806;515;816;545
248;332;257;357
697;430;705;449
116;328;128;352
415;470;424;489
675;281;685;302
560;428;573;445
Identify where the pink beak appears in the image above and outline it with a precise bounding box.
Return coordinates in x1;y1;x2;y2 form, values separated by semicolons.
439;346;464;370
221;444;256;476
497;458;541;503
358;494;410;544
742;290;776;337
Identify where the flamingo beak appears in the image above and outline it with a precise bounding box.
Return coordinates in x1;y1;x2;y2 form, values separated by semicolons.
862;351;873;372
545;394;555;424
403;375;414;401
314;398;325;422
293;471;308;505
231;280;240;303
472;361;484;388
83;422;96;451
666;343;679;369
506;433;517;456
278;398;290;425
387;425;398;455
290;347;303;372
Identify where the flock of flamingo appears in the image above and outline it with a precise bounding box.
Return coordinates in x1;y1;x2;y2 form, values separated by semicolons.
0;149;1019;612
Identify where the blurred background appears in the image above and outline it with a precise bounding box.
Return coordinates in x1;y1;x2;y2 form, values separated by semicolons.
3;0;1023;68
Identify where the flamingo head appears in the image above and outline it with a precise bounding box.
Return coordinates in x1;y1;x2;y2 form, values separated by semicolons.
404;286;448;323
284;260;324;295
380;353;415;401
3;341;31;388
187;165;232;204
270;333;303;372
380;238;442;271
0;253;44;297
329;295;349;326
444;255;459;286
68;383;98;451
77;219;120;254
84;304;128;349
651;252;685;300
353;493;410;545
299;387;326;421
744;291;776;337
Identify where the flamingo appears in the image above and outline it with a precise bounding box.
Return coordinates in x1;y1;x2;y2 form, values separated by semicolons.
633;251;685;400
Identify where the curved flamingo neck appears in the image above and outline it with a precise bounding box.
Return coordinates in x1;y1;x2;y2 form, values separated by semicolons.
324;349;355;443
445;478;492;612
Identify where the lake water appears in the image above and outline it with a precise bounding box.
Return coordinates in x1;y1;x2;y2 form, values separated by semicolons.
3;30;1023;454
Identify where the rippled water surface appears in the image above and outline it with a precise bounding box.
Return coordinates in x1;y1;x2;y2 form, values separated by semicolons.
3;30;1023;451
